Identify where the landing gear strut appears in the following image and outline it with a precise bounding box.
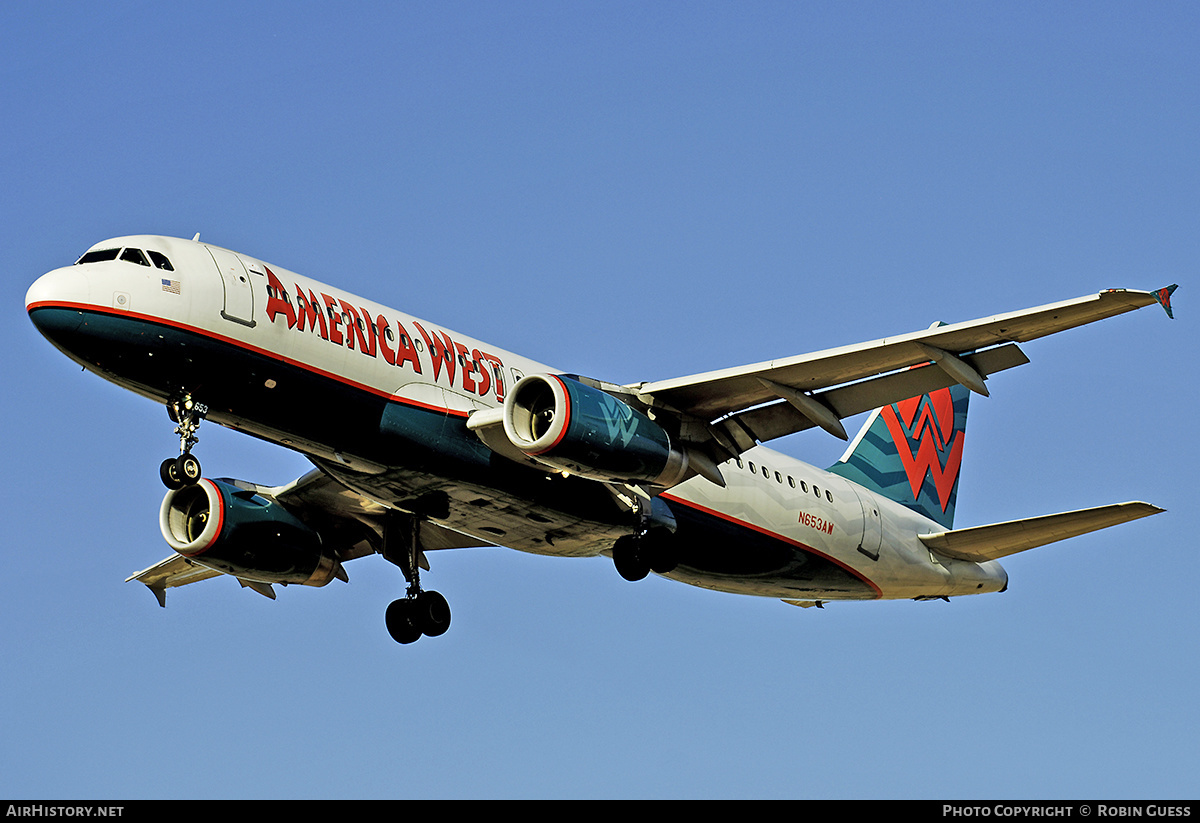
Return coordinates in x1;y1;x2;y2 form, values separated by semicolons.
381;511;452;644
160;393;207;490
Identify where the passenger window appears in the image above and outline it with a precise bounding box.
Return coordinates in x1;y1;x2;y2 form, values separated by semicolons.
147;251;174;271
775;471;782;483
788;476;796;488
813;485;821;498
120;248;151;266
761;465;769;478
77;249;120;264
748;462;756;474
800;481;808;493
826;490;834;503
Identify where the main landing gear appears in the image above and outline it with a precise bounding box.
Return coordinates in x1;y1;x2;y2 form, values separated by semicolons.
381;512;452;645
160;393;208;490
612;527;679;582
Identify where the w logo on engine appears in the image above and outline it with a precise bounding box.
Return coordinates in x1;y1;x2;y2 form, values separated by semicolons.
595;392;639;448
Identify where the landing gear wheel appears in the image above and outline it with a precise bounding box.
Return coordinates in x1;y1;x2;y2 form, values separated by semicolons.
415;591;452;637
381;512;456;645
643;529;679;574
175;453;202;485
385;593;452;643
160;458;184;490
385;599;422;644
613;535;650;581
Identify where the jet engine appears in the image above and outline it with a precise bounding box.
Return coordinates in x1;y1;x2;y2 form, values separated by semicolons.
159;478;341;587
502;374;692;486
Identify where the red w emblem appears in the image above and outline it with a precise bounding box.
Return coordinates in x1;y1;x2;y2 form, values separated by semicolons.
879;387;964;513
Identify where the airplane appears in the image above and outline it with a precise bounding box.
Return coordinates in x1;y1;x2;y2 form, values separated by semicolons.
25;234;1177;644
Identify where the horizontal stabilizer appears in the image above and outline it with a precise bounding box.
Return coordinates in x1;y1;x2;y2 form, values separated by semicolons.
917;502;1163;562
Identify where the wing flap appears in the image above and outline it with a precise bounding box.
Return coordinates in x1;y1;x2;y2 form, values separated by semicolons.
717;343;1028;446
273;467;493;552
917;501;1164;562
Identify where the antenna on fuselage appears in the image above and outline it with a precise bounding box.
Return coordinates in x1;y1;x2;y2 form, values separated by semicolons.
192;232;200;241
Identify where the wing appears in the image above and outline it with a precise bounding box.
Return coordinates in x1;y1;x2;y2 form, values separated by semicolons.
632;288;1169;456
125;555;224;607
127;468;490;605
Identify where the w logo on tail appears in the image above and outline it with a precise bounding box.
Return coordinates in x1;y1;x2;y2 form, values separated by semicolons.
829;383;971;529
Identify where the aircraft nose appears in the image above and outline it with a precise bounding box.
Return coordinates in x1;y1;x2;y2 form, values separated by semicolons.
26;265;90;310
26;265;91;340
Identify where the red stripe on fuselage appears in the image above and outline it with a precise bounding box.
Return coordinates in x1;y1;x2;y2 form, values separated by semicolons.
27;300;471;418
658;491;882;597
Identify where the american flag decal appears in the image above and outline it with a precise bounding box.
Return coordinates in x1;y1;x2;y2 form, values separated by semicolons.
161;278;180;294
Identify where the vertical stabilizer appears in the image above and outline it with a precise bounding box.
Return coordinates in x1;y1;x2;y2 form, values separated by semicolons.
828;379;971;529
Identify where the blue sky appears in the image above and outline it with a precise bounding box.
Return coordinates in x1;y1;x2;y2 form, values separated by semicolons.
2;1;1197;799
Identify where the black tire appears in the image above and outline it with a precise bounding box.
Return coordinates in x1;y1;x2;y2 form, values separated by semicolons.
643;529;680;574
385;599;422;644
175;453;202;485
160;458;184;490
416;591;452;637
613;535;650;581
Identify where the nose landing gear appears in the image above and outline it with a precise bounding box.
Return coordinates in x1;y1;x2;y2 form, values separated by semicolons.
160;394;208;490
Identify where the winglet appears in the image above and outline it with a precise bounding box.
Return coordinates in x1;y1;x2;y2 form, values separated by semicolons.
1152;284;1178;319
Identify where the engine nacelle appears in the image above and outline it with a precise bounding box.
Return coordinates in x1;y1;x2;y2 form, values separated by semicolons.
502;374;691;486
159;478;340;587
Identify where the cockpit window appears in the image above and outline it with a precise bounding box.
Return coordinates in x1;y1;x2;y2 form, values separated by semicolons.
120;248;151;267
147;250;174;271
76;248;120;264
75;246;173;269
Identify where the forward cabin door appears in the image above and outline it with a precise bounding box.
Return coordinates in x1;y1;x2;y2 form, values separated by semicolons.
207;246;255;326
